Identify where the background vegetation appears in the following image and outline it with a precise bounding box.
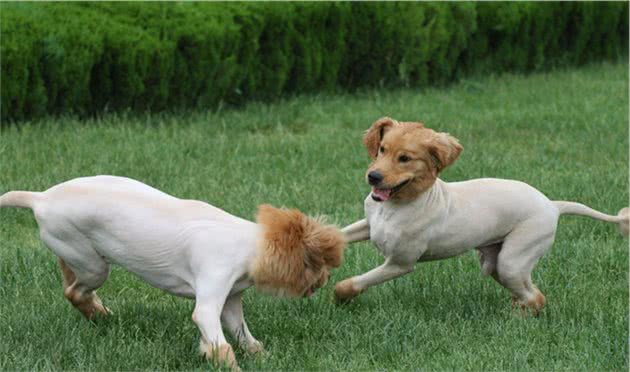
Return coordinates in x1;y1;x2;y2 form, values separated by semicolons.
1;2;628;123
1;62;627;370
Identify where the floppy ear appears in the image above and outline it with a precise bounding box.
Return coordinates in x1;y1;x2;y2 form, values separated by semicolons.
303;220;345;269
428;132;463;172
251;204;345;297
363;117;397;159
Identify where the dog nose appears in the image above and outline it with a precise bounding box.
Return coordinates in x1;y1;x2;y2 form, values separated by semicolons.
368;171;383;186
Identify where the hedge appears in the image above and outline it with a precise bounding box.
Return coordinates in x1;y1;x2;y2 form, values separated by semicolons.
1;2;627;124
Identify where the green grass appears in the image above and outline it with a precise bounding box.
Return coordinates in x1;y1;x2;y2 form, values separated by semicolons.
1;62;628;371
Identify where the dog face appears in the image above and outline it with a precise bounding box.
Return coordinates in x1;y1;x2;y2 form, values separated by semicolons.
363;117;462;202
251;204;345;297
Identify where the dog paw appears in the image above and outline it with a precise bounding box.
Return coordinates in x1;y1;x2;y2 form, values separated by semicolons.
334;279;362;304
91;295;112;317
200;341;239;371
245;340;265;355
510;294;544;318
95;304;112;317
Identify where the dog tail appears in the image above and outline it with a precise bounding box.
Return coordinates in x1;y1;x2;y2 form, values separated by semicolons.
0;191;41;209
554;201;629;237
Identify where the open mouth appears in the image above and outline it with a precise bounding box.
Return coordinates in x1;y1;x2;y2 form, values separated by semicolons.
371;179;411;202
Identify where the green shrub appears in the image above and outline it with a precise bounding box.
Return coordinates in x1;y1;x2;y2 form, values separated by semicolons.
0;2;627;124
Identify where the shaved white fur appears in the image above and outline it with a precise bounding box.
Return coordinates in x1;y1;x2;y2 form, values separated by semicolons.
3;176;259;298
336;177;628;310
1;175;274;369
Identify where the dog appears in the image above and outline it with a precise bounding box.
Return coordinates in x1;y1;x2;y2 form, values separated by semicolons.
335;117;628;314
0;175;345;370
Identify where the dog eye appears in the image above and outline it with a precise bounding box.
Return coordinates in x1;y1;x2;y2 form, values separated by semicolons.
379;146;385;154
398;155;411;163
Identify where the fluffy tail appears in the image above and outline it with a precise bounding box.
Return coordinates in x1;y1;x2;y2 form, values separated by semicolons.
554;201;629;237
0;191;41;209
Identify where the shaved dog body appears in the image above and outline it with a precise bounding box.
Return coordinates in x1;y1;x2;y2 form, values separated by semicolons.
0;176;345;370
337;117;628;315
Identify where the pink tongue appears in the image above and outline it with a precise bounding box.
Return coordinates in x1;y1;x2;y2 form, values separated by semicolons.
372;187;391;201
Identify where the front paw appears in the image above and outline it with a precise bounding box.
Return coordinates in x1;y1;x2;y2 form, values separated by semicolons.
334;279;362;304
199;341;239;371
245;340;265;354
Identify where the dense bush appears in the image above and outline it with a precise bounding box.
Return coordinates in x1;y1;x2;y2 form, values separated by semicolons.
1;2;627;124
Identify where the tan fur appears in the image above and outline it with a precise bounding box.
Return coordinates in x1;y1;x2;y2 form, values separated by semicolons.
333;279;362;303
430;132;463;172
62;286;109;319
512;289;546;316
251;204;345;297
365;117;463;200
364;117;400;159
58;258;77;289
58;258;109;319
529;288;546;314
245;341;265;354
199;342;239;371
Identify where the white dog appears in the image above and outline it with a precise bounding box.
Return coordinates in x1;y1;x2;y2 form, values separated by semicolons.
0;175;345;370
335;117;628;314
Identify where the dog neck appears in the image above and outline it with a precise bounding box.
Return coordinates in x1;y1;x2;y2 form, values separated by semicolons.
371;178;448;213
416;178;448;210
365;178;451;259
224;224;286;298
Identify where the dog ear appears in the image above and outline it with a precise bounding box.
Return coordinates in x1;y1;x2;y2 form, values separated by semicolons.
303;221;345;269
363;117;397;159
300;221;345;294
428;132;463;172
252;205;345;297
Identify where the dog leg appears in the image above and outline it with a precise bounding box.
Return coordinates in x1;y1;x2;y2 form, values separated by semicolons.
40;229;111;319
58;257;77;289
194;289;239;371
221;293;264;354
476;243;501;279
58;258;111;319
495;217;556;316
341;219;370;243
335;258;414;303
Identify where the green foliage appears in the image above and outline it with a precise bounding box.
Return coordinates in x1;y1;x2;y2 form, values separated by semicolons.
0;2;627;123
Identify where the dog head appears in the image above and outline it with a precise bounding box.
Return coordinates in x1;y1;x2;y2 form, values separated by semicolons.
251;204;345;297
363;117;462;202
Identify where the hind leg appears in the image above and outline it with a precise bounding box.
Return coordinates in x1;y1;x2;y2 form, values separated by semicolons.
477;244;523;303
494;217;557;315
477;243;501;280
58;258;111;319
58;257;76;289
40;228;111;320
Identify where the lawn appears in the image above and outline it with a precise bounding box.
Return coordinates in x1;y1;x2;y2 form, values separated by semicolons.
0;62;628;371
